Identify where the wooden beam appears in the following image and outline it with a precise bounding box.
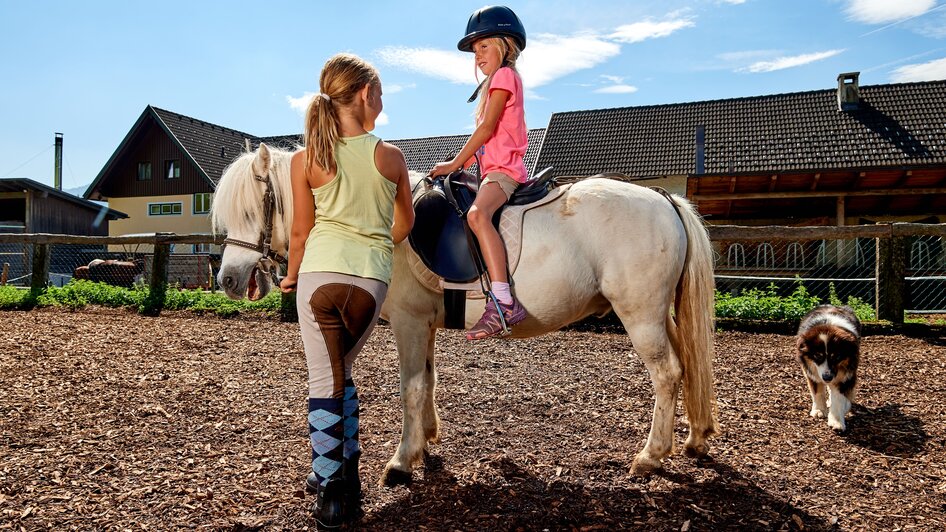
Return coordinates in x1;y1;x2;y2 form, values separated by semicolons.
707;222;946;242
692;187;946;201
0;233;226;245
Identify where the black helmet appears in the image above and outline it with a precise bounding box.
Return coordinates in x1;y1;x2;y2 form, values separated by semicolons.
457;5;526;52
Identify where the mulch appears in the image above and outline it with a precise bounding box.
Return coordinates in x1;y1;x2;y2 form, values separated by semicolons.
1;307;944;531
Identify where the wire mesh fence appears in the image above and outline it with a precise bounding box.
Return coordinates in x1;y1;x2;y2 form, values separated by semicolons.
0;239;219;290
712;234;946;313
1;229;945;315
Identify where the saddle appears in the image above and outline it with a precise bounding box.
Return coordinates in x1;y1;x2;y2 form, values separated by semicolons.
408;167;557;327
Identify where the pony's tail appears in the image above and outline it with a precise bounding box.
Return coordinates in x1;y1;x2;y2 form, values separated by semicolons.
668;195;720;441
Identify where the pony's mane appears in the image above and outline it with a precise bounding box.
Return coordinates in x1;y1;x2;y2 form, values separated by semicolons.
210;146;297;237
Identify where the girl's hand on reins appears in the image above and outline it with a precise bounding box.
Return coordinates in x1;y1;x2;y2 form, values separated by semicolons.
429;160;457;178
279;276;298;293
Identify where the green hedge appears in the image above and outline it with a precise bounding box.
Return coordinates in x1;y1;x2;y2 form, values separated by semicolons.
0;278;876;322
0;280;281;317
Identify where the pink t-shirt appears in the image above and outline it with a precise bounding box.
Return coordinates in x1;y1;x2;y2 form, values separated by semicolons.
478;67;528;183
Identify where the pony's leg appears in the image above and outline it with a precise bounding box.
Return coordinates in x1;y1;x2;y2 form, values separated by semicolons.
625;321;682;476
421;328;441;446
380;319;438;486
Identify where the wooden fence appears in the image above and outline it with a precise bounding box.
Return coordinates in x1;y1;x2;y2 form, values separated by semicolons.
2;224;946;322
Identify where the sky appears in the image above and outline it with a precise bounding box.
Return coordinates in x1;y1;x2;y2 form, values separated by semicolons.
2;0;946;194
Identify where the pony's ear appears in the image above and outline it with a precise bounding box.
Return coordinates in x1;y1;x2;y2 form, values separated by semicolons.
252;143;271;177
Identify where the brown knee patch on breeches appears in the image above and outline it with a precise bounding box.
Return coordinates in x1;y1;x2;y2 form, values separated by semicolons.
309;283;378;398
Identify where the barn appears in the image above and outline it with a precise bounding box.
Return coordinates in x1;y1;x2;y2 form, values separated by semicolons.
0;177;127;285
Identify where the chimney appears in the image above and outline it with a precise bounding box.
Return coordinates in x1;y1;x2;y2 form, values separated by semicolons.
54;132;63;190
695;125;705;175
837;72;860;112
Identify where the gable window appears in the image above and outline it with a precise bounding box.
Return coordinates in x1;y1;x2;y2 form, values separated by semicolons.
137;162;152;181
165;159;181;179
193;193;212;214
148;202;183;216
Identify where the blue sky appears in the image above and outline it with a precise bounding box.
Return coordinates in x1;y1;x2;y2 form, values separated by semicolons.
2;0;945;193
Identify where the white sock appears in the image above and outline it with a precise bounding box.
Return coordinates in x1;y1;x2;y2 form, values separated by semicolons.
491;282;512;305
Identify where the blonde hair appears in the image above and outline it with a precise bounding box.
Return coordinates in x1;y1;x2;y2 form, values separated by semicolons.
474;36;521;122
304;53;380;174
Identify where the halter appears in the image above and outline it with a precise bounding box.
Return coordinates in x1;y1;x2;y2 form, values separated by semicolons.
222;172;288;281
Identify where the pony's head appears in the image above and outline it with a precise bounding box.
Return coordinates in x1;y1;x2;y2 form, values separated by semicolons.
211;143;295;301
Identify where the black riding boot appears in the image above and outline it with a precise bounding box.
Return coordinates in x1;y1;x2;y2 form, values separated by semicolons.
343;451;362;513
307;452;361;506
312;478;347;530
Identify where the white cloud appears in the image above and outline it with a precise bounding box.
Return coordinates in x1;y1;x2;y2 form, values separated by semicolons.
384;82;416;94
717;49;780;62
518;33;621;88
742;49;845;73
609;17;695;43
845;0;936;24
376;47;472;85
287;92;315;114
376;111;390;126
594;84;639;94
719;0;747;4
890;56;946;82
600;74;625;84
376;33;620;91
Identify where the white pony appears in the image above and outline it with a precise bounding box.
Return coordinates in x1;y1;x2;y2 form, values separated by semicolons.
211;144;719;484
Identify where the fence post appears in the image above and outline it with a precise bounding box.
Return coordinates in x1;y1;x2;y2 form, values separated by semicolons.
1;262;8;285
875;235;906;323
142;236;171;316
30;243;50;296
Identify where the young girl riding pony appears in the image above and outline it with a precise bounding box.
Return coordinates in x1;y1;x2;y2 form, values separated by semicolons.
430;5;530;341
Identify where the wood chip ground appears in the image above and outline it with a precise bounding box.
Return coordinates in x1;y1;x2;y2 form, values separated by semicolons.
1;308;943;531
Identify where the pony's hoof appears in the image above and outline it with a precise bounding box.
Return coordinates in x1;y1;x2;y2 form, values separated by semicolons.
683;441;710;458
630;454;663;476
380;466;412;487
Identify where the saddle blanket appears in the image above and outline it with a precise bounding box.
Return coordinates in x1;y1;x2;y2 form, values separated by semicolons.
407;184;571;299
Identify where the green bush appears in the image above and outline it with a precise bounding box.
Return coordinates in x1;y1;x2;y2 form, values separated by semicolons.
715;281;821;321
0;279;281;317
826;282;875;322
0;285;27;309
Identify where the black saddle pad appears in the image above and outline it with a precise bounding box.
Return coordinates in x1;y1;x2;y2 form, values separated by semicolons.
409;172;480;283
408;168;556;283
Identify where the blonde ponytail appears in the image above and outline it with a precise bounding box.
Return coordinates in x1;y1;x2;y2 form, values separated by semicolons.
474;36;521;123
304;53;381;174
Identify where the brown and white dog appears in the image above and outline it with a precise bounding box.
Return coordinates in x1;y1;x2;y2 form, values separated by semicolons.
795;304;861;431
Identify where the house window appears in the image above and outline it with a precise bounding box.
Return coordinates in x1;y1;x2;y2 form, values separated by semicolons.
193;193;212;214
148;202;183;216
165;159;181;179
193;243;213;254
137;162;152;181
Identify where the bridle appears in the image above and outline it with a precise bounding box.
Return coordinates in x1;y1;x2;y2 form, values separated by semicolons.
222;172;288;281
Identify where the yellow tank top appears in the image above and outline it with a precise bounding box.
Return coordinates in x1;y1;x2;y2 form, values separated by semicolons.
299;133;397;283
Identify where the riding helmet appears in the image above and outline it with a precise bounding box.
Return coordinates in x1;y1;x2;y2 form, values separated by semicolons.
457;5;526;52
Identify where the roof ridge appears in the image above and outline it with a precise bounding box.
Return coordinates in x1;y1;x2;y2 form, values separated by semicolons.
552;78;946;116
149;105;258;139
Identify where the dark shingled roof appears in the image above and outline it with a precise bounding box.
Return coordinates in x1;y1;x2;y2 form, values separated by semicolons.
535;79;946;179
389;128;546;176
151;107;259;186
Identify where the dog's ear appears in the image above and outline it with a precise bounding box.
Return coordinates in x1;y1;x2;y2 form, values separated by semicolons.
796;336;808;353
